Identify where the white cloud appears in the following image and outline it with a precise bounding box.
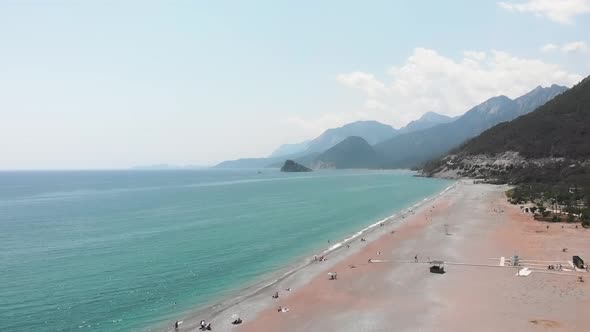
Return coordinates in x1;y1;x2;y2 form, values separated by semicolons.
540;41;589;54
540;43;558;52
333;48;581;128
498;0;590;24
336;72;386;97
282;112;371;138
561;41;589;53
463;50;487;61
365;99;387;110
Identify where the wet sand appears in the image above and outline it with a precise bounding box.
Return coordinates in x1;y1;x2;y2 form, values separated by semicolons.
167;180;590;332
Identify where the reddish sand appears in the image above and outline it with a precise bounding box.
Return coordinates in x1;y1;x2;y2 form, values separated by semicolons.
167;181;590;332
235;181;590;332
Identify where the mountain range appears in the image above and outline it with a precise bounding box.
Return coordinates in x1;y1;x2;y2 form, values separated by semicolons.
397;112;455;134
303;120;396;154
312;136;378;169
216;112;455;168
268;141;310;158
215;84;568;170
268;113;458;160
422;76;590;184
373;84;568;169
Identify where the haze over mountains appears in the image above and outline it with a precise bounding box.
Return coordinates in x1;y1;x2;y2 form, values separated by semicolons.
267;113;457;161
216;111;454;168
216;84;568;170
312;136;378;169
303;121;396;155
268;141;310;158
397;112;455;134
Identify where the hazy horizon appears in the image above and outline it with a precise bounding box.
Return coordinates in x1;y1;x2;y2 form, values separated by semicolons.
2;1;590;170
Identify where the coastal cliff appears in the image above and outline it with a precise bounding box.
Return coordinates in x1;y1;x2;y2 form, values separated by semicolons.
422;75;590;185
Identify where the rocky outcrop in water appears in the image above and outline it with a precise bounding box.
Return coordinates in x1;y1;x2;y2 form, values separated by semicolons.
280;160;312;172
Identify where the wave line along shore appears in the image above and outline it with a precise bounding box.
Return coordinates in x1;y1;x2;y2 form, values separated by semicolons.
156;181;457;331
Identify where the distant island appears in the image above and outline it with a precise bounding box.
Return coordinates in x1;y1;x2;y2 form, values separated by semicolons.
280;160;312;172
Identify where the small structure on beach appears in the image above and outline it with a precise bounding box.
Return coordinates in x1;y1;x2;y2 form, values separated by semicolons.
573;256;585;269
429;261;445;274
231;314;242;325
511;254;520;266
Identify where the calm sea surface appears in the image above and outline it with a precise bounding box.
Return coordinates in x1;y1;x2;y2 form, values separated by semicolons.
0;169;451;331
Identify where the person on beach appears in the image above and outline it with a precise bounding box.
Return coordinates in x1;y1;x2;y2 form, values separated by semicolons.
414;254;418;262
200;320;206;329
175;321;179;330
272;291;279;298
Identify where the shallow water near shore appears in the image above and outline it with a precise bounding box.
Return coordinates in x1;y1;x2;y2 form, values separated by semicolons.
0;169;451;331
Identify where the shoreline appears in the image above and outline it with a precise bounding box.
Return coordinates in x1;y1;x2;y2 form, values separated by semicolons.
155;181;457;331
237;180;590;331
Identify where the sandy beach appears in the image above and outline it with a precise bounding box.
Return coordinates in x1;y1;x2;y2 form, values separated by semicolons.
166;180;590;332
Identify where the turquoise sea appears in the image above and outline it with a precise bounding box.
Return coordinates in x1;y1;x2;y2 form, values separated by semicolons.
0;169;451;331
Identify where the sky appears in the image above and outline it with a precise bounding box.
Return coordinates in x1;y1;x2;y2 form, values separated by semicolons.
1;0;590;169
